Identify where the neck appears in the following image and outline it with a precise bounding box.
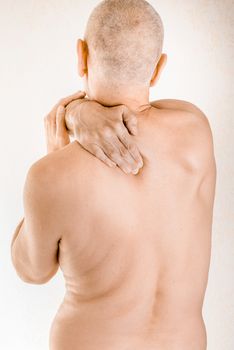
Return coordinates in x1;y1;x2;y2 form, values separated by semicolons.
86;82;152;113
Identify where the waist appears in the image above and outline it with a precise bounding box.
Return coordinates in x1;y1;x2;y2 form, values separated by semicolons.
51;313;206;350
50;292;206;350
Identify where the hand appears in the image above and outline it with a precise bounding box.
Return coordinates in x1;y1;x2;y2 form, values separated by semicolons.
44;91;86;154
65;100;143;174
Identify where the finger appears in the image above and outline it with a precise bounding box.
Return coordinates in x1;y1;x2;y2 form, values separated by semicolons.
111;136;140;172
109;155;131;174
58;91;86;108
44;111;56;135
56;105;66;138
122;106;138;136
102;140;133;174
117;131;143;168
89;144;117;168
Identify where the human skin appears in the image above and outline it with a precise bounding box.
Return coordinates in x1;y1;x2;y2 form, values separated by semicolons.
11;97;216;350
64;97;144;174
60;36;167;175
11;17;216;350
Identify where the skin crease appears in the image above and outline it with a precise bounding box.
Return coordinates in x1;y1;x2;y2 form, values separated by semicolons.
11;18;216;350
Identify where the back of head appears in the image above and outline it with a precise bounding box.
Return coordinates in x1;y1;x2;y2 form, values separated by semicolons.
84;0;164;88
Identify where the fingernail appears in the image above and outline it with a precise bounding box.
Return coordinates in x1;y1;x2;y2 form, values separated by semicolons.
132;168;139;175
138;161;143;168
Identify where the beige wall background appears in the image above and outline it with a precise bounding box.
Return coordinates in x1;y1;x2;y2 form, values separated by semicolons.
0;1;233;349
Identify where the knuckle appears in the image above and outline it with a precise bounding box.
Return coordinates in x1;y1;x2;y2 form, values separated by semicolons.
103;126;112;138
129;143;137;152
114;121;123;133
129;118;137;127
120;147;129;157
56;104;64;113
131;115;137;122
108;150;117;159
120;132;130;145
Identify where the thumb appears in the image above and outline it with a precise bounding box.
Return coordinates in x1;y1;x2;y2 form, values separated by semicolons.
122;106;138;136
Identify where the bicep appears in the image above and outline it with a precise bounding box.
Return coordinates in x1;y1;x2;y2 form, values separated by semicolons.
12;163;62;284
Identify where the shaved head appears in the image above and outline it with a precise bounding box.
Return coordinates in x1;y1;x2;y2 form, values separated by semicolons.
84;0;164;88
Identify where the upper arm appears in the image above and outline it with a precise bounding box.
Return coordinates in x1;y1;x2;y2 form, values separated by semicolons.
11;160;63;284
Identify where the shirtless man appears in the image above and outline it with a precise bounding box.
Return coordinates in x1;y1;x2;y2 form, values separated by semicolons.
11;1;216;349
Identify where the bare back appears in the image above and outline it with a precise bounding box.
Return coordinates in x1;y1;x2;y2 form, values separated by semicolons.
48;102;216;350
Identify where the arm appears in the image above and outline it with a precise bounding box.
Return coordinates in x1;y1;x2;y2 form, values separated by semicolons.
11;97;75;284
64;96;213;175
11;163;61;284
65;97;90;137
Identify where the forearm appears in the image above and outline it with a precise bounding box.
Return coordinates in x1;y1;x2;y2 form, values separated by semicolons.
65;97;90;137
11;218;32;282
11;218;45;284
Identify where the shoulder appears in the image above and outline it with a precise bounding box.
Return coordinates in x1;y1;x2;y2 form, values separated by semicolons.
151;99;212;135
24;141;91;201
151;98;206;114
151;99;216;175
25;143;76;200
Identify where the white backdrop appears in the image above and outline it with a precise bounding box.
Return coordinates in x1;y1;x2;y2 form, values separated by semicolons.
0;1;233;349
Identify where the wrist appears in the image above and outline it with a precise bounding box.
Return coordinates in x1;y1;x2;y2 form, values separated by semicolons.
65;97;90;136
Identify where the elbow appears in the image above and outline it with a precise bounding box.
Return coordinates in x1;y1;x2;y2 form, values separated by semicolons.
30;271;58;284
20;265;58;284
11;261;44;284
12;265;44;284
12;257;58;285
21;273;51;285
14;269;55;285
11;249;59;285
18;273;45;285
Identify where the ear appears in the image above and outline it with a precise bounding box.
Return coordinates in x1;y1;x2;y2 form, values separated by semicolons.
150;53;167;87
77;39;88;77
